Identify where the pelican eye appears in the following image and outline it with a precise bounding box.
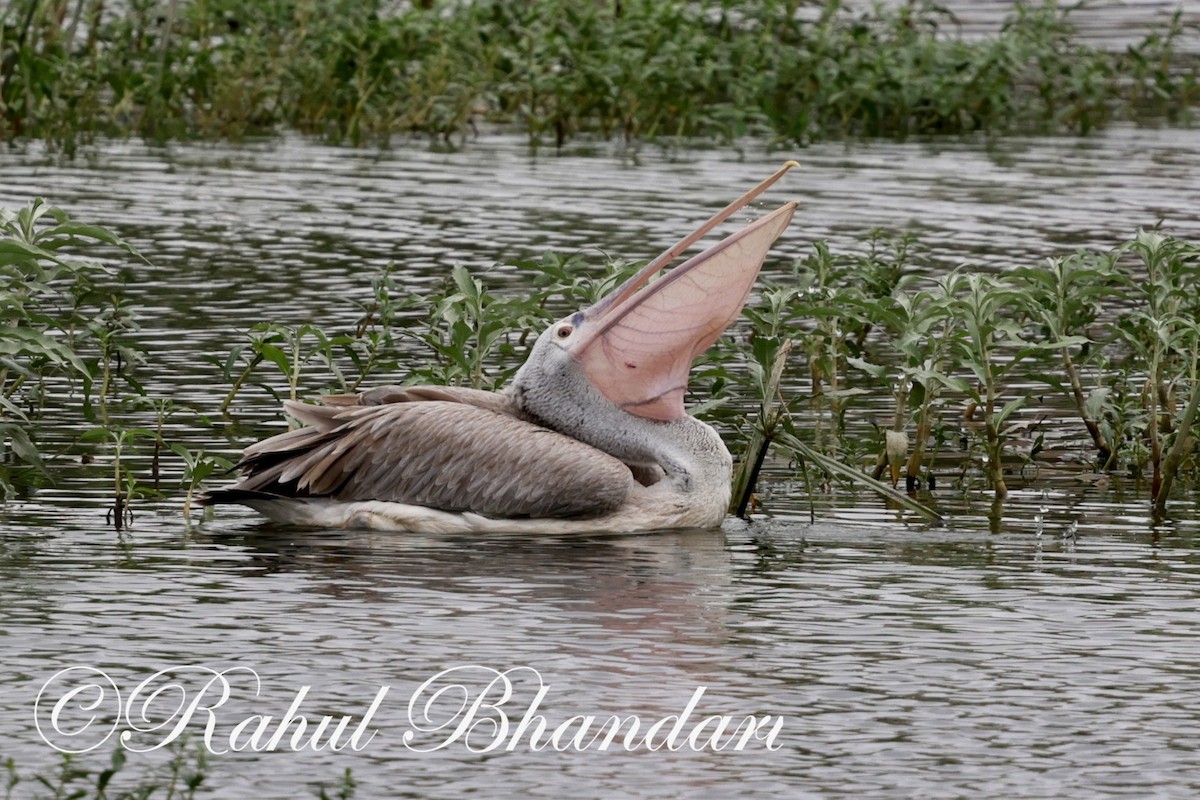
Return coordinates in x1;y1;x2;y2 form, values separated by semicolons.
556;324;573;339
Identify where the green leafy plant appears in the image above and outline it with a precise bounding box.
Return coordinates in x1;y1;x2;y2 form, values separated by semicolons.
1;197;145;496
82;425;156;531
2;0;1197;151
851;277;967;491
215;323;335;412
406;264;538;390
315;767;357;800
1016;250;1123;468
171;444;235;521
947;272;1034;499
1113;230;1200;515
1;739;208;800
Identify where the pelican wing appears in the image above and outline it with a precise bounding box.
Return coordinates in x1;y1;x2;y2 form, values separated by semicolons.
221;400;632;519
317;384;523;417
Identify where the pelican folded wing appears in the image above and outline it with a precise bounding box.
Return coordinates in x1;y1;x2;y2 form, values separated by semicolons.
214;402;632;519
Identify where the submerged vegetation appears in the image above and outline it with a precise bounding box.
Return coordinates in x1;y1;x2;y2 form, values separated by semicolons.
3;197;1199;527
1;0;1197;152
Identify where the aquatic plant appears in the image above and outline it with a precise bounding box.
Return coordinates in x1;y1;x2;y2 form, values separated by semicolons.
852;274;967;492
1;198;226;526
722;285;803;517
708;238;947;522
171;444;234;521
81;424;156;532
943;273;1039;498
0;741;206;800
1016;250;1123;467
1126;9;1200;122
83;294;147;422
336;262;414;392
785;242;875;461
2;0;1196;151
408;264;542;390
315;767;358;800
1112;230;1200;515
0;198;142;496
0;740;348;799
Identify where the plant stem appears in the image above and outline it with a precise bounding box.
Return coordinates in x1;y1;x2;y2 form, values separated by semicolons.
731;340;792;518
220;356;263;413
1154;350;1200;516
905;397;934;490
112;434;124;531
981;343;1007;498
1147;354;1163;501
1061;347;1113;465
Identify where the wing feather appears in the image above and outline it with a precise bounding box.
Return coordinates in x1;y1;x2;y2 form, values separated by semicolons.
224;400;632;519
318;384;522;417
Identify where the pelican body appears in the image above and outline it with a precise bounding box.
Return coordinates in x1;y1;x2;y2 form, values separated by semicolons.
202;166;797;533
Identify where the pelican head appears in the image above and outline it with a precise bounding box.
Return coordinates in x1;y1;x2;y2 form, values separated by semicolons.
511;172;797;466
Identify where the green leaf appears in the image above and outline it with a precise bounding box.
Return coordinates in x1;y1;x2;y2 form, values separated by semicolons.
1036;335;1092;350
0;394;29;421
257;344;291;375
0;239;66;267
913;367;970;394
451;264;480;301
79;427;112;443
846;356;888;380
995;396;1027;427
826;386;872;400
993;322;1028;343
2;424;45;472
41;222;134;251
222;343;247;378
169;442;197;466
0;327;89;375
1084;387;1111;420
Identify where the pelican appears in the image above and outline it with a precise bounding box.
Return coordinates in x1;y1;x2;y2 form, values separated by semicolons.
202;164;797;533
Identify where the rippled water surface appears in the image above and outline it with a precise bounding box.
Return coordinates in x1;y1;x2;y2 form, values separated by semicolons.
3;126;1200;798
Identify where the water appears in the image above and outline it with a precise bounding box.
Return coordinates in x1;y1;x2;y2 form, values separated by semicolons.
2;126;1200;797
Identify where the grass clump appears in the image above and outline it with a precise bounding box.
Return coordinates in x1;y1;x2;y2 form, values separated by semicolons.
1;0;1196;152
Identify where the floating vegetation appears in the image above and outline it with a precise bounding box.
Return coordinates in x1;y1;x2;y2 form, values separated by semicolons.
2;197;1199;526
0;0;1196;153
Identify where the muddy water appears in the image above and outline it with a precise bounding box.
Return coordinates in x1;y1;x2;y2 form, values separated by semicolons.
2;127;1200;798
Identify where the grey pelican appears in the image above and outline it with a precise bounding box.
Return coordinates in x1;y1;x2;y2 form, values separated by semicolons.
202;164;797;533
